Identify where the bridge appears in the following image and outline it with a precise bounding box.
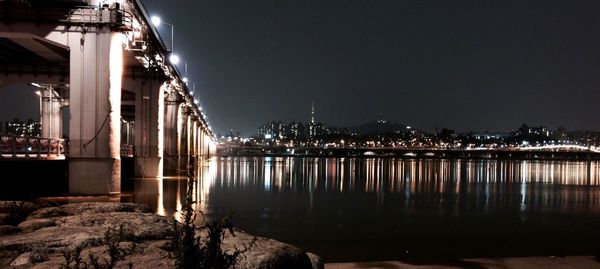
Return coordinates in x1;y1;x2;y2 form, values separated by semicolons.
219;145;600;160
0;0;217;195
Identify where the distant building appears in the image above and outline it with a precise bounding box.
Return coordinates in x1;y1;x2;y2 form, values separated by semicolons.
517;124;550;137
470;132;509;140
257;120;328;142
5;118;41;137
258;121;286;140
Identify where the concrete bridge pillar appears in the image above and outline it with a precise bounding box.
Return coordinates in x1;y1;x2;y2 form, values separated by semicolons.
198;128;204;159
133;79;166;178
40;88;63;139
164;88;181;175
201;129;209;158
179;107;190;171
67;29;123;195
196;125;201;159
191;119;198;163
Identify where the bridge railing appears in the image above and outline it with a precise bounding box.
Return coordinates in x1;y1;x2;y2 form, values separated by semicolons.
0;135;66;158
62;4;135;31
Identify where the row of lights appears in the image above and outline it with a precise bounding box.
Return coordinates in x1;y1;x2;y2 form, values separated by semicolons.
150;15;213;136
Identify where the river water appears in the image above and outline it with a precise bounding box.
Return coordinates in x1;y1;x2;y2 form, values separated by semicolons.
124;157;600;262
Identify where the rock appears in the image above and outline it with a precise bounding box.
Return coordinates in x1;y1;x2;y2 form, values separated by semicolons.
0;201;36;214
0;202;321;269
10;251;43;267
28;241;176;269
56;212;176;240
0;213;10;225
221;229;314;269
28;202;151;218
307;252;324;269
17;218;55;233
1;212;175;254
0;226;104;253
0;225;20;236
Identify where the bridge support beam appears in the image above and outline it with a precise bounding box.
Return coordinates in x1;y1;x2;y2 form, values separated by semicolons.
199;126;205;158
197;122;202;159
133;79;166;178
163;88;181;175
40;87;63;139
68;29;122;195
193;119;200;165
179;108;191;171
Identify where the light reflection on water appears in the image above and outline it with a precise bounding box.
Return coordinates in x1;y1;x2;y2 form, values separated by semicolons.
126;157;600;261
206;157;600;213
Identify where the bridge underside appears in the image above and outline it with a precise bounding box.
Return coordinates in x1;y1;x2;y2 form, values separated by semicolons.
0;33;69;86
0;0;217;196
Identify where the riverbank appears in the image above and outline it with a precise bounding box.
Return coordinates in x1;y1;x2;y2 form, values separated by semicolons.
0;201;323;269
325;256;600;268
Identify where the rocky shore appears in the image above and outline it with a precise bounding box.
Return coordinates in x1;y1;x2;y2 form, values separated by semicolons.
0;201;323;269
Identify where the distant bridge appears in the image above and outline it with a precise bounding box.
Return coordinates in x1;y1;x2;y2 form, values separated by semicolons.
516;145;600;153
219;144;600;160
1;0;217;195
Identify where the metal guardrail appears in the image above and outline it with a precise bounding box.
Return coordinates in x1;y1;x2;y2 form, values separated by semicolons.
0;135;135;158
0;135;66;158
62;4;134;31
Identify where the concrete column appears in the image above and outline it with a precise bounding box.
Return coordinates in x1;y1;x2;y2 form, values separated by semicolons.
198;127;204;158
191;119;198;162
185;113;193;168
40;88;62;138
164;89;181;175
179;107;190;171
68;29;123;195
133;79;166;178
202;129;208;157
196;123;202;160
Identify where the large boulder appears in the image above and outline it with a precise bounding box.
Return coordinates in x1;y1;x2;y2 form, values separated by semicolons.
0;226;105;252
56;212;176;240
9;252;44;267
0;213;10;225
17;218;55;233
0;202;322;269
28;202;151;218
0;225;20;236
220;229;314;269
0;201;36;214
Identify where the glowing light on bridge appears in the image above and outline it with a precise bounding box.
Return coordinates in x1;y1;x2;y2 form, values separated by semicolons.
151;16;161;26
519;144;600;153
169;54;180;64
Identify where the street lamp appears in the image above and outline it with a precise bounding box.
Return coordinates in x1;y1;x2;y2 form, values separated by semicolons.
169;54;180;64
151;15;174;52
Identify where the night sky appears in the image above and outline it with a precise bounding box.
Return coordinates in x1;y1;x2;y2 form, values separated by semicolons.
3;0;600;136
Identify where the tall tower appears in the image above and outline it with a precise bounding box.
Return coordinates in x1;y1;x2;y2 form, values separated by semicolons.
311;101;315;124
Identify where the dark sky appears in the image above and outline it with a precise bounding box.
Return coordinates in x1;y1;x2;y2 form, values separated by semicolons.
3;0;600;135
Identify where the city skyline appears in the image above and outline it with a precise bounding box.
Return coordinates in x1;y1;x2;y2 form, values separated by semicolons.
3;0;600;136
